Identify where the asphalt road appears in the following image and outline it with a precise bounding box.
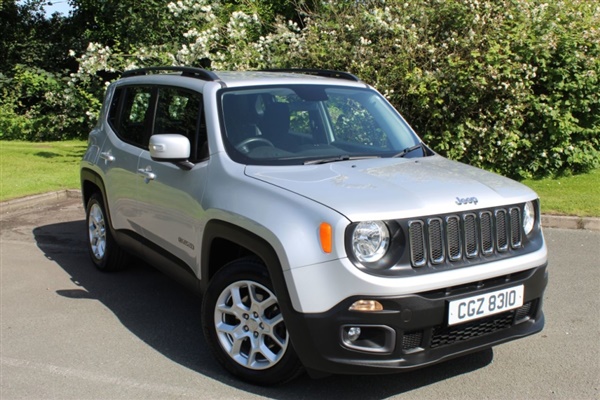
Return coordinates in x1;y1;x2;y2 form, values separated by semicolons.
1;197;599;400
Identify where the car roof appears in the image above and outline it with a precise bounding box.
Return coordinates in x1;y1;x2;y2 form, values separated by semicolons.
119;67;368;89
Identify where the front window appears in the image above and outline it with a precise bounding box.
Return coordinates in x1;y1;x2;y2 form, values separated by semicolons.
219;85;425;165
109;86;153;148
153;87;207;162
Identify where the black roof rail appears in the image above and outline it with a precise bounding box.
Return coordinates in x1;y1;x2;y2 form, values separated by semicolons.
122;66;220;82
261;68;361;82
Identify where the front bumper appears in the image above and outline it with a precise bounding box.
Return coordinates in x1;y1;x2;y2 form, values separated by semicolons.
284;264;547;376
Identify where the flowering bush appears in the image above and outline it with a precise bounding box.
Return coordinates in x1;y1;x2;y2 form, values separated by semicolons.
282;0;600;178
0;65;98;141
11;0;598;178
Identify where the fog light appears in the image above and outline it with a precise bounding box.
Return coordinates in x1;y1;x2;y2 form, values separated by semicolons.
349;299;383;312
346;327;362;342
341;325;396;353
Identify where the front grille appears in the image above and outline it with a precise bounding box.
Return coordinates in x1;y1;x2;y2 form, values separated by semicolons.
402;331;424;351
514;301;533;322
408;206;523;268
401;301;537;353
431;312;514;348
430;301;535;349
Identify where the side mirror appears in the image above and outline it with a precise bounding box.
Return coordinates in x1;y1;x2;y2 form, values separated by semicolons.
149;134;190;161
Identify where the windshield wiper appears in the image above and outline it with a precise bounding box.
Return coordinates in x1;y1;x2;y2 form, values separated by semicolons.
392;143;425;158
303;155;380;165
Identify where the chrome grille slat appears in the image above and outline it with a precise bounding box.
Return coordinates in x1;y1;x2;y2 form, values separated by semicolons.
495;209;509;252
428;218;445;264
408;206;524;268
480;211;494;255
510;207;522;248
464;213;478;258
446;216;462;261
408;220;426;267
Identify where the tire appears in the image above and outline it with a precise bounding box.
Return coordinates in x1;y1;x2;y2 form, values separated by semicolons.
86;192;128;271
201;258;304;385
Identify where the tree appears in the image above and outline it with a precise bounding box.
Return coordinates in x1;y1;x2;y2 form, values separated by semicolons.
69;0;599;178
0;0;71;73
67;0;183;54
1;0;597;178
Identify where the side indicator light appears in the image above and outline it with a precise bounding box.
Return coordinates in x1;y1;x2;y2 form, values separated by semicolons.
319;222;332;253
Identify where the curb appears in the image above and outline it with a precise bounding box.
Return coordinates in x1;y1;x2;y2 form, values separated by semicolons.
0;190;81;214
541;214;600;231
1;190;599;231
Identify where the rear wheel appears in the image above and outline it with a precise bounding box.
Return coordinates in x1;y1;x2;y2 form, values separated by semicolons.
202;258;303;385
86;192;128;271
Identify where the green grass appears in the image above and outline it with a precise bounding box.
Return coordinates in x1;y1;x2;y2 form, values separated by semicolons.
0;140;598;217
522;168;600;217
0;140;87;202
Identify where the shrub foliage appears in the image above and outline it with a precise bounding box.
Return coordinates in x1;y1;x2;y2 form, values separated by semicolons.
287;0;600;178
1;0;598;178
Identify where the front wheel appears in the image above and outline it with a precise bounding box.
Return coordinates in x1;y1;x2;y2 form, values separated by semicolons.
201;258;303;385
86;192;128;271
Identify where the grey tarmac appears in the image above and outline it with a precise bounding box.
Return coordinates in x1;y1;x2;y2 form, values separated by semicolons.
1;195;598;399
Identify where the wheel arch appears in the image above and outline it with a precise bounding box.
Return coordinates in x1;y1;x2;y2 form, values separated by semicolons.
81;168;106;208
200;219;322;379
80;168;116;234
200;220;286;297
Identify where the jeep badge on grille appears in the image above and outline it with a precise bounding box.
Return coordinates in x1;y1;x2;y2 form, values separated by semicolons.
456;196;479;206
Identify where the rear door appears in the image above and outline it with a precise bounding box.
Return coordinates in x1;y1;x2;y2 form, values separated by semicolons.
99;85;153;234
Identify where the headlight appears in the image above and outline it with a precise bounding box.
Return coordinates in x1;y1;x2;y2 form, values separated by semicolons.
523;201;536;235
352;221;390;263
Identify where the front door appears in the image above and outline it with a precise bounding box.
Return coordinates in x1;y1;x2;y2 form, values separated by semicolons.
135;87;209;272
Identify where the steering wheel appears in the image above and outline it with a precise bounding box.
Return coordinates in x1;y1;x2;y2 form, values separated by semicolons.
235;137;275;153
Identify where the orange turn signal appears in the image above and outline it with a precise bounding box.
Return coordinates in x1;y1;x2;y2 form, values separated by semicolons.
319;222;332;253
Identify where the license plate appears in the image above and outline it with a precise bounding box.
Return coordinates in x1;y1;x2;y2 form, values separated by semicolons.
448;285;524;326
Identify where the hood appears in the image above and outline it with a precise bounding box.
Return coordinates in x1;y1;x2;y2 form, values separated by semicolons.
245;155;537;221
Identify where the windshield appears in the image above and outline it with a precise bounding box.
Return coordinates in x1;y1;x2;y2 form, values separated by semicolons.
219;85;425;165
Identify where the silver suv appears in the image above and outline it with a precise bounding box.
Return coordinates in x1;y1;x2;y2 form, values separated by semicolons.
80;67;547;385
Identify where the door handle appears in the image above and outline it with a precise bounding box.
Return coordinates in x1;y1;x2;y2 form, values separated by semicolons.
99;151;115;163
137;167;156;182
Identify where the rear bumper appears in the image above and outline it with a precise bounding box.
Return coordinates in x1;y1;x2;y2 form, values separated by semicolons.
284;264;547;376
